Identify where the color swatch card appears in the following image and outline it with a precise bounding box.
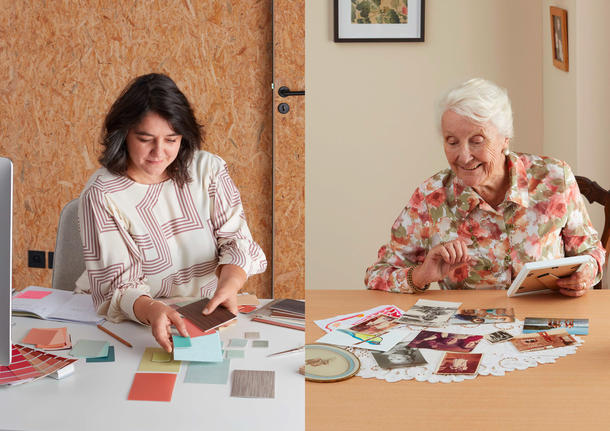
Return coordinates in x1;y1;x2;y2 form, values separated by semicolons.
22;327;71;350
128;373;177;402
176;298;236;333
184;359;231;384
230;370;275;398
172;331;223;363
0;345;77;386
86;346;115;363
69;340;109;358
138;348;181;373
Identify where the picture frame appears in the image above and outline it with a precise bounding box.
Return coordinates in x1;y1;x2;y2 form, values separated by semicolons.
334;0;425;43
550;6;569;71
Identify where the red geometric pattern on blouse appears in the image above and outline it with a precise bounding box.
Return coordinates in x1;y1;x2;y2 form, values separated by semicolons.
159;259;219;297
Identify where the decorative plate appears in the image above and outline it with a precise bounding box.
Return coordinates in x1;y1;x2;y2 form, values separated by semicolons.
305;343;360;382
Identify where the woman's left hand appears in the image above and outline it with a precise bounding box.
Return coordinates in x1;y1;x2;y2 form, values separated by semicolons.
556;261;596;297
203;264;247;315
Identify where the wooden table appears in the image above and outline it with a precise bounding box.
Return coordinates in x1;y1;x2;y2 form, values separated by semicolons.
306;290;610;431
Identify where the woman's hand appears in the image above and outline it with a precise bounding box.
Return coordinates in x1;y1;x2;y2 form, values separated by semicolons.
203;264;247;315
556;261;596;297
412;239;471;288
133;296;189;353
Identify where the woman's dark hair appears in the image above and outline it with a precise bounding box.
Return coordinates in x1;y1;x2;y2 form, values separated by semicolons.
99;73;203;186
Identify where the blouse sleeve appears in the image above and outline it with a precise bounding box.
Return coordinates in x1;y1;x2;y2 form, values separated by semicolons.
562;163;606;282
208;162;267;277
364;186;432;293
78;185;151;323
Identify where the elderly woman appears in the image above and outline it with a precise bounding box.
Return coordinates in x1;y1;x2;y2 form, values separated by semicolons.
76;73;266;352
365;78;605;296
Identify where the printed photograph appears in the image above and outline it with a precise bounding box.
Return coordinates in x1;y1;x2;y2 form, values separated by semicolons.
451;308;515;324
407;330;483;353
510;329;576;352
484;330;514;344
435;352;483;375
351;0;408;24
553;15;564;62
349;314;400;335
398;300;460;327
371;342;427;369
523;317;589;335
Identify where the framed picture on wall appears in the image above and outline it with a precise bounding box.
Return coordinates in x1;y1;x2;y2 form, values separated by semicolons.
334;0;425;42
550;6;569;71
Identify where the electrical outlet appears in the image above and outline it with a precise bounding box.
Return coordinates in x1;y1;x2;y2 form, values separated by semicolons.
28;250;46;269
48;251;54;269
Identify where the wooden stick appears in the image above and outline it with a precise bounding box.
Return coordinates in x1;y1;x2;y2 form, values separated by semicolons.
96;324;133;348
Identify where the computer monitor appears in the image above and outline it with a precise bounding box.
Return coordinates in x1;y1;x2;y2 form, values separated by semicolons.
0;157;12;365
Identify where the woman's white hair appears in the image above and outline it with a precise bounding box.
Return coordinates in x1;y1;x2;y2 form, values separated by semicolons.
438;78;514;139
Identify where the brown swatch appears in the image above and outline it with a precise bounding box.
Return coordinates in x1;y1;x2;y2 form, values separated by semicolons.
176;299;236;333
230;370;275;398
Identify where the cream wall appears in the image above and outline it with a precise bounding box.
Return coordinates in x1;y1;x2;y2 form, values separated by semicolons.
306;1;543;290
542;0;610;235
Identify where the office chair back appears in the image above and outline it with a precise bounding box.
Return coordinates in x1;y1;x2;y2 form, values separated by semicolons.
575;176;610;289
52;198;85;291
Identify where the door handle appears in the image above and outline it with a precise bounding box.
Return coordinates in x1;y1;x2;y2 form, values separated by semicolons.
278;86;305;97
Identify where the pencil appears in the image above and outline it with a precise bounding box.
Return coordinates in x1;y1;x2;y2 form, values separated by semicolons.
97;324;133;348
353;330;389;346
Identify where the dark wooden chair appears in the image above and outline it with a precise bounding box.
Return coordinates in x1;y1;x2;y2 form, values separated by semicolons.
575;176;610;289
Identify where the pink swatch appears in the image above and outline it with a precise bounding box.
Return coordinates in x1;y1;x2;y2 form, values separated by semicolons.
15;290;52;299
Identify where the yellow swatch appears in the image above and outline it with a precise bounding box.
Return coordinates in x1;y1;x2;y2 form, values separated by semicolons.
138;347;181;373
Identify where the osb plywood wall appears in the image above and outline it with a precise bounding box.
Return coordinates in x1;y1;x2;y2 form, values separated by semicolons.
0;1;273;297
273;0;305;298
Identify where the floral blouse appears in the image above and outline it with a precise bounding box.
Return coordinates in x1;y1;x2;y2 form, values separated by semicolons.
365;152;605;292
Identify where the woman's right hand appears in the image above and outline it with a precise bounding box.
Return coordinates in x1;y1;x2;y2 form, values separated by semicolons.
412;239;471;287
133;296;190;353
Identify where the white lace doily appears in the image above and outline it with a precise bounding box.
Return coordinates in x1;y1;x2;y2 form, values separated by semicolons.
345;319;583;383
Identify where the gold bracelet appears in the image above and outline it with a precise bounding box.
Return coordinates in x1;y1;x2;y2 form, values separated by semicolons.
407;266;429;292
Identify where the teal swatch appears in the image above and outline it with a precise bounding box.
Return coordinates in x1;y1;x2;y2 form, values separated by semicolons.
86;345;115;363
184;358;231;384
228;338;248;347
225;349;245;359
172;335;192;348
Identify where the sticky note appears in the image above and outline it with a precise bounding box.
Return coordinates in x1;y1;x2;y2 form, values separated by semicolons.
87;346;115;363
172;332;223;362
128;373;177;402
172;335;191;348
15;290;52;299
151;351;172;363
22;328;61;346
252;340;269;348
244;332;260;339
138;348;181;372
70;340;109;358
184;359;231;384
228;338;247;348
225;350;245;359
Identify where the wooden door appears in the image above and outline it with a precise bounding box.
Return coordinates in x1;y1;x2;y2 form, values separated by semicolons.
273;0;305;298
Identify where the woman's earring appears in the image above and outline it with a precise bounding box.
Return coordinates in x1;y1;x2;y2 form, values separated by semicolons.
503;148;510;156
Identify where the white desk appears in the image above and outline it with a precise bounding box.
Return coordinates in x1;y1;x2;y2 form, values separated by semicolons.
1;304;304;431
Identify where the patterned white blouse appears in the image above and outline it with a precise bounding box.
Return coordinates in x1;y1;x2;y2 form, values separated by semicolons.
76;151;267;322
